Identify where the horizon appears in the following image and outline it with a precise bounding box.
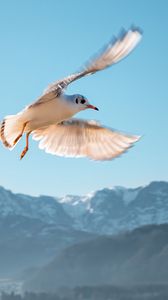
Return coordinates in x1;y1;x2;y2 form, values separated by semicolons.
0;179;166;198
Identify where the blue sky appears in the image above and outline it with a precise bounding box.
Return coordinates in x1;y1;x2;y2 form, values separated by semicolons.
0;0;167;196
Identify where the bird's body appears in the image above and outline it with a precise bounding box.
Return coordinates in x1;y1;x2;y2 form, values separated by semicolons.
21;95;76;132
0;27;142;160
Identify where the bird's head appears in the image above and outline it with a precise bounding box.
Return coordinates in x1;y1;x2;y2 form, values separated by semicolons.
72;94;99;112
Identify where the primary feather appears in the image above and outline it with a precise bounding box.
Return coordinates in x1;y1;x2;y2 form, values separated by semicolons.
30;28;142;108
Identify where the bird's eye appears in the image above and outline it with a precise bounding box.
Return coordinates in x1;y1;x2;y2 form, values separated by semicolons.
76;98;78;104
81;99;86;104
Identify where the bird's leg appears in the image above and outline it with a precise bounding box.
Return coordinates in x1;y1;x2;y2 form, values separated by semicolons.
20;131;31;160
13;121;29;146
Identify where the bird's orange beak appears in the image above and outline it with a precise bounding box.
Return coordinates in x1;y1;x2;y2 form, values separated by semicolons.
87;104;99;111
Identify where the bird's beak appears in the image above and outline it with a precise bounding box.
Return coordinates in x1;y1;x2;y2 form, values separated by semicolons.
87;104;99;111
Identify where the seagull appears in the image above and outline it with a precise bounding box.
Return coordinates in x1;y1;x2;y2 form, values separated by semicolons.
0;27;142;161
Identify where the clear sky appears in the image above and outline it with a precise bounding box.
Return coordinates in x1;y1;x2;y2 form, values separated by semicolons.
0;0;167;197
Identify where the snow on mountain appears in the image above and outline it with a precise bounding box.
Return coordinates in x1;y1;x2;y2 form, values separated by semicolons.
0;181;168;235
0;186;72;228
59;194;91;218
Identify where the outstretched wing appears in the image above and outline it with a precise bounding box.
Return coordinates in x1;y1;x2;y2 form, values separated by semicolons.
29;27;142;108
32;119;140;161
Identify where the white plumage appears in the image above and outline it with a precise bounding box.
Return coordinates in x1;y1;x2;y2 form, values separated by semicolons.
33;120;139;161
0;27;142;160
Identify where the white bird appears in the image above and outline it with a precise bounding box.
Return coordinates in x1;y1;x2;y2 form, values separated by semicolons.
0;27;142;160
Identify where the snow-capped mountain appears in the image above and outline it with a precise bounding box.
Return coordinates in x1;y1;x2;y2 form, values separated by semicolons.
0;186;72;227
60;181;168;234
0;181;168;235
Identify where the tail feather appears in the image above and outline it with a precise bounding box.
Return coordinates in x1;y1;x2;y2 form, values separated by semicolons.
0;114;23;149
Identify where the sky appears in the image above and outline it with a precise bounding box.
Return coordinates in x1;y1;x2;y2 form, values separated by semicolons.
0;0;167;197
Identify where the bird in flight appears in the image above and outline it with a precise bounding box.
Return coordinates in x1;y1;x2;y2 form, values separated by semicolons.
0;27;142;161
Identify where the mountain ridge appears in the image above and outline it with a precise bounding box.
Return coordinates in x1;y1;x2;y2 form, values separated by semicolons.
0;181;168;279
24;223;168;292
0;181;168;235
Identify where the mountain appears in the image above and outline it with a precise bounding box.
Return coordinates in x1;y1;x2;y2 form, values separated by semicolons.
0;186;72;227
0;181;168;276
0;181;168;236
0;214;96;276
24;224;168;292
0;185;97;276
60;181;168;234
0;186;92;275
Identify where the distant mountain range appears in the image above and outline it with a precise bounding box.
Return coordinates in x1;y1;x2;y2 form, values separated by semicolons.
60;181;168;234
0;181;168;278
0;181;168;236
